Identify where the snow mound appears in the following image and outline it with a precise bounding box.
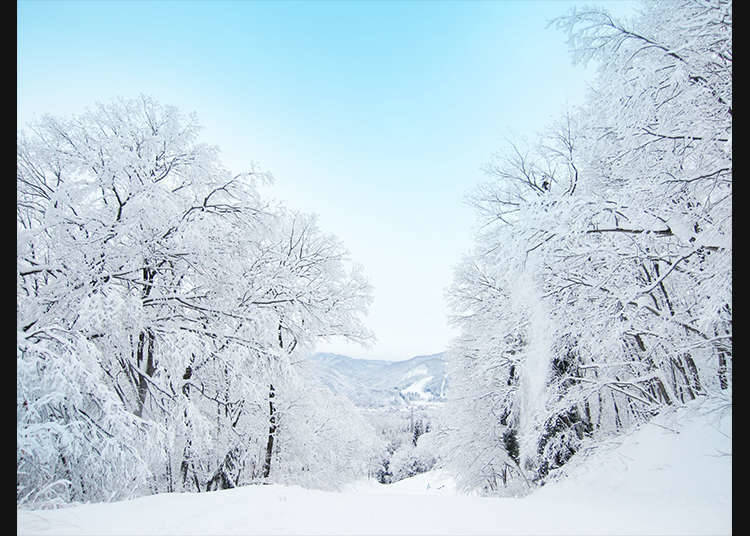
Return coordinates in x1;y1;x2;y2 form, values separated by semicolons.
527;396;731;535
345;468;458;496
18;397;731;535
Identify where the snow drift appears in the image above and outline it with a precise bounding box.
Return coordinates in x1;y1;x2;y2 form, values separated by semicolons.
18;397;731;535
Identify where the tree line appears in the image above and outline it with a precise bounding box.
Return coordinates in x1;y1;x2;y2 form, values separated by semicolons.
440;0;731;494
17;96;381;507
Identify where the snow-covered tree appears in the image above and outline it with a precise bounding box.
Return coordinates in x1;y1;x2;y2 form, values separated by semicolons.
388;432;438;483
17;96;373;506
445;0;731;493
17;328;153;507
266;363;383;489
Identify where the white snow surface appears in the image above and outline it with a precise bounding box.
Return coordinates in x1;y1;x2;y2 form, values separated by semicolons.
18;398;731;536
401;375;434;398
404;365;429;379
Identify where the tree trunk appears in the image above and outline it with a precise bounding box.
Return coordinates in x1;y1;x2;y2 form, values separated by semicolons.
262;384;276;479
718;351;728;390
135;328;155;417
135;265;157;417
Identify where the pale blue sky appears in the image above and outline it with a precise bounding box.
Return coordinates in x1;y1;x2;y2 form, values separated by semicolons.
18;0;640;360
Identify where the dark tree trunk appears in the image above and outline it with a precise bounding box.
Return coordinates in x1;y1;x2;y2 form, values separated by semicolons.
135;266;157;417
262;384;276;479
165;446;174;493
135;328;156;417
716;324;729;390
718;351;728;389
612;392;622;430
671;357;695;402
206;447;242;491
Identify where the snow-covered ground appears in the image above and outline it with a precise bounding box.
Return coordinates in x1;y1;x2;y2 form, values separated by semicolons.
401;375;434;399
18;398;731;536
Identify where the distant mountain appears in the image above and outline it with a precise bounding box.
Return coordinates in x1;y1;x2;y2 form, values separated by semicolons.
308;352;448;408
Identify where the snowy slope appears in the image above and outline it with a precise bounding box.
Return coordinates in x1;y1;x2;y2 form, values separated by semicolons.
17;397;730;535
308;352;447;407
